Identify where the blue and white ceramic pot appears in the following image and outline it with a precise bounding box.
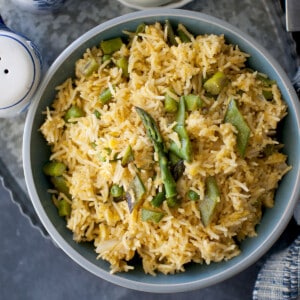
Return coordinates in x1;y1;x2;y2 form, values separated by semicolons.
11;0;65;12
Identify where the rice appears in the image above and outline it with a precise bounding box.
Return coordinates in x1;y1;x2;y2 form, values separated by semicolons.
40;22;291;275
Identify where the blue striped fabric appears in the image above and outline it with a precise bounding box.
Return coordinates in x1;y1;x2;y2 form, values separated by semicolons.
253;235;300;299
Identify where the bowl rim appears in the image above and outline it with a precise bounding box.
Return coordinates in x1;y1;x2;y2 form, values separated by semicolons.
23;8;300;293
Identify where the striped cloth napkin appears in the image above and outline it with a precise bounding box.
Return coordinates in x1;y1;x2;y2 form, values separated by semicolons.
253;236;300;299
253;67;300;299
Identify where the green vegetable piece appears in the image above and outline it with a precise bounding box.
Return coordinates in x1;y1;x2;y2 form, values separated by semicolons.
102;54;111;63
151;190;165;207
170;159;185;181
257;75;275;100
184;94;202;111
166;196;179;208
126;173;146;212
99;87;113;104
203;71;228;95
177;29;191;43
116;56;129;77
94;109;101;119
262;90;273;100
133;174;146;202
262;144;276;157
100;37;123;55
57;199;71;217
169;97;192;162
90;142;97;149
110;184;124;198
165;20;178;46
177;24;192;43
121;145;134;167
224;99;251;157
43;161;66;177
187;189;200;201
64;105;84;123
257;74;276;86
135;107;178;202
136;23;146;34
164;93;178;113
50;176;70;197
169;151;181;165
199;176;220;227
141;208;165;223
80;57;99;77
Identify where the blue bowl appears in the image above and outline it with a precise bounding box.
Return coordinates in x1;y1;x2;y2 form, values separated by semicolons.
23;9;300;293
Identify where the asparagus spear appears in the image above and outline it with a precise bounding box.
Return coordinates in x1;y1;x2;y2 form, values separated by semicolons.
169;96;192;162
135;107;178;202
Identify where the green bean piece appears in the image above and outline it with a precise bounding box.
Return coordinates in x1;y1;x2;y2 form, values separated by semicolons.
135;107;178;203
262;90;273;100
121;145;134;167
257;74;276;86
164;93;178;113
94;109;101;119
50;176;70;197
43;161;66;177
151;190;165;207
224;99;251;158
110;184;124;198
64;105;84;123
184;94;202;111
102;54;111;63
116;56;129;78
165;20;178;46
199;176;220;227
99;87;113;104
80;57;99;77
57;199;71;217
100;37;123;55
203;71;228;95
177;29;191;43
126;173;146;212
177;25;191;43
169;97;192;162
141;208;165;223
187;190;200;201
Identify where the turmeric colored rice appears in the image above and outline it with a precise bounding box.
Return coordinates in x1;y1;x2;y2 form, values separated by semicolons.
40;22;291;275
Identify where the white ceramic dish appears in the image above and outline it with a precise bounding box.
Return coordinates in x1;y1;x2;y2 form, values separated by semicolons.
117;0;193;10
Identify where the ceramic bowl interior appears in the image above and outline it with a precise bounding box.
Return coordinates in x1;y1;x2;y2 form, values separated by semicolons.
23;9;300;293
